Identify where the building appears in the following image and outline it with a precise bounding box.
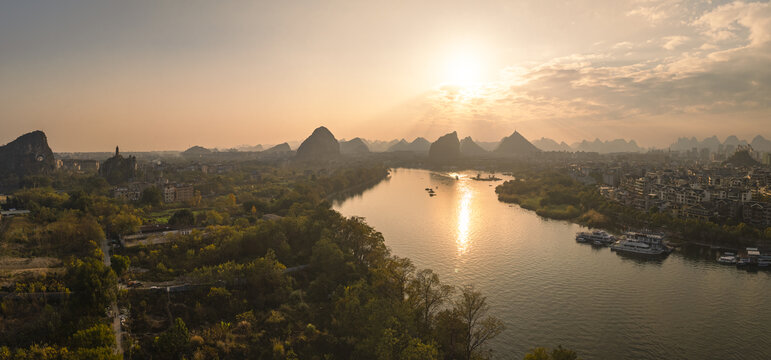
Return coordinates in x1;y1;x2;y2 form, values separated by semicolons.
175;184;194;203
161;184;194;203
742;202;771;228
163;185;177;203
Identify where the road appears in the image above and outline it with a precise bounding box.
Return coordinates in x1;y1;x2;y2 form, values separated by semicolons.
101;239;123;357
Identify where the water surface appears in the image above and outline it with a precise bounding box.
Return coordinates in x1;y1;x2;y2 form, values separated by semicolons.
334;168;771;360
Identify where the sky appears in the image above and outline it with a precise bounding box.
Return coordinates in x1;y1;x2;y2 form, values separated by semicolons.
0;0;769;151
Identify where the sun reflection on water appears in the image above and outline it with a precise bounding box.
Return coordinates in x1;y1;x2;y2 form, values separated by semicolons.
456;180;473;255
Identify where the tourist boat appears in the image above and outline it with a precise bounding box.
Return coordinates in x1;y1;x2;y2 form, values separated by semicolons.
717;252;737;265
610;232;671;256
575;230;615;245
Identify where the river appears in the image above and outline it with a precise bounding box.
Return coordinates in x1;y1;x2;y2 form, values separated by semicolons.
333;168;771;360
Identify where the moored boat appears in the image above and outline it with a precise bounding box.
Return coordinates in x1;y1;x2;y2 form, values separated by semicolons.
717;252;737;265
610;232;671;256
575;230;615;245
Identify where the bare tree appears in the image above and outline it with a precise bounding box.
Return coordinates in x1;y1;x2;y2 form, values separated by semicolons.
454;285;505;360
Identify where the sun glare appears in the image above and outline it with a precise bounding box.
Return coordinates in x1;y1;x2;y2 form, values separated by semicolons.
444;52;483;86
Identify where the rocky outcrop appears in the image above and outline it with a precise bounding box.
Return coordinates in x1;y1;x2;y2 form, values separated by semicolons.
182;146;211;156
100;146;137;184
429;132;461;163
264;143;292;153
725;149;759;167
459;136;488;155
0;131;56;181
494;131;540;155
340;138;370;154
296;126;340;160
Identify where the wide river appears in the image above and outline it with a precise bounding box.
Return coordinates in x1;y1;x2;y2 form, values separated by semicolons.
333;168;771;360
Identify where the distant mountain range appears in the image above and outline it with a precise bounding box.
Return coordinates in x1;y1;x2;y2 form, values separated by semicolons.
669;135;771;152
571;138;643;153
532;137;571;152
386;138;431;153
231;134;771;155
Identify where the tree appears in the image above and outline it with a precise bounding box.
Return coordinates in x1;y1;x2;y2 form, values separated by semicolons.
153;318;190;360
140;186;163;206
110;254;130;276
524;346;580;360
70;323;116;349
110;212;141;237
407;269;453;335
65;258;117;315
168;209;195;227
454;286;504;360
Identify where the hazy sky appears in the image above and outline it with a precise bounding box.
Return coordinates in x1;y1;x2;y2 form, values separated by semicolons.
1;0;769;151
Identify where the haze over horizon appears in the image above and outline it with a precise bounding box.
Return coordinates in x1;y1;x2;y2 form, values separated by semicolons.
2;0;770;151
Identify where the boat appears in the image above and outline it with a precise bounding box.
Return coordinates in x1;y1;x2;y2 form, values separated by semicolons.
575;230;615;245
610;232;671;256
758;255;771;269
737;247;761;270
471;173;502;181
717;252;737;265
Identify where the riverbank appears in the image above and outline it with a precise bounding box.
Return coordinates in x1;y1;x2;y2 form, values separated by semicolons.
325;168;390;204
494;171;771;249
333;167;771;360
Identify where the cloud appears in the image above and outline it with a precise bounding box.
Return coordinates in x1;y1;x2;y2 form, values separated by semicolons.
409;1;771;144
626;0;687;23
695;1;771;46
663;35;690;49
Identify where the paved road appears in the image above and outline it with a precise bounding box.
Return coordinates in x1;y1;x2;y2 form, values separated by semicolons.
101;239;123;357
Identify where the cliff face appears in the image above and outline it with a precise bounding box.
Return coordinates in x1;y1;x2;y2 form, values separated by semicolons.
494;131;540;155
459;136;487;155
429;132;461;163
340;138;370;154
0;131;56;179
296;126;340;160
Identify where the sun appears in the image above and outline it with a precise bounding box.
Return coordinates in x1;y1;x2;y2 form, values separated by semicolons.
444;52;483;86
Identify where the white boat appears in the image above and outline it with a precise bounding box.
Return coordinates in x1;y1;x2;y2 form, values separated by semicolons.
717;252;737;265
610;232;671;256
576;230;615;245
